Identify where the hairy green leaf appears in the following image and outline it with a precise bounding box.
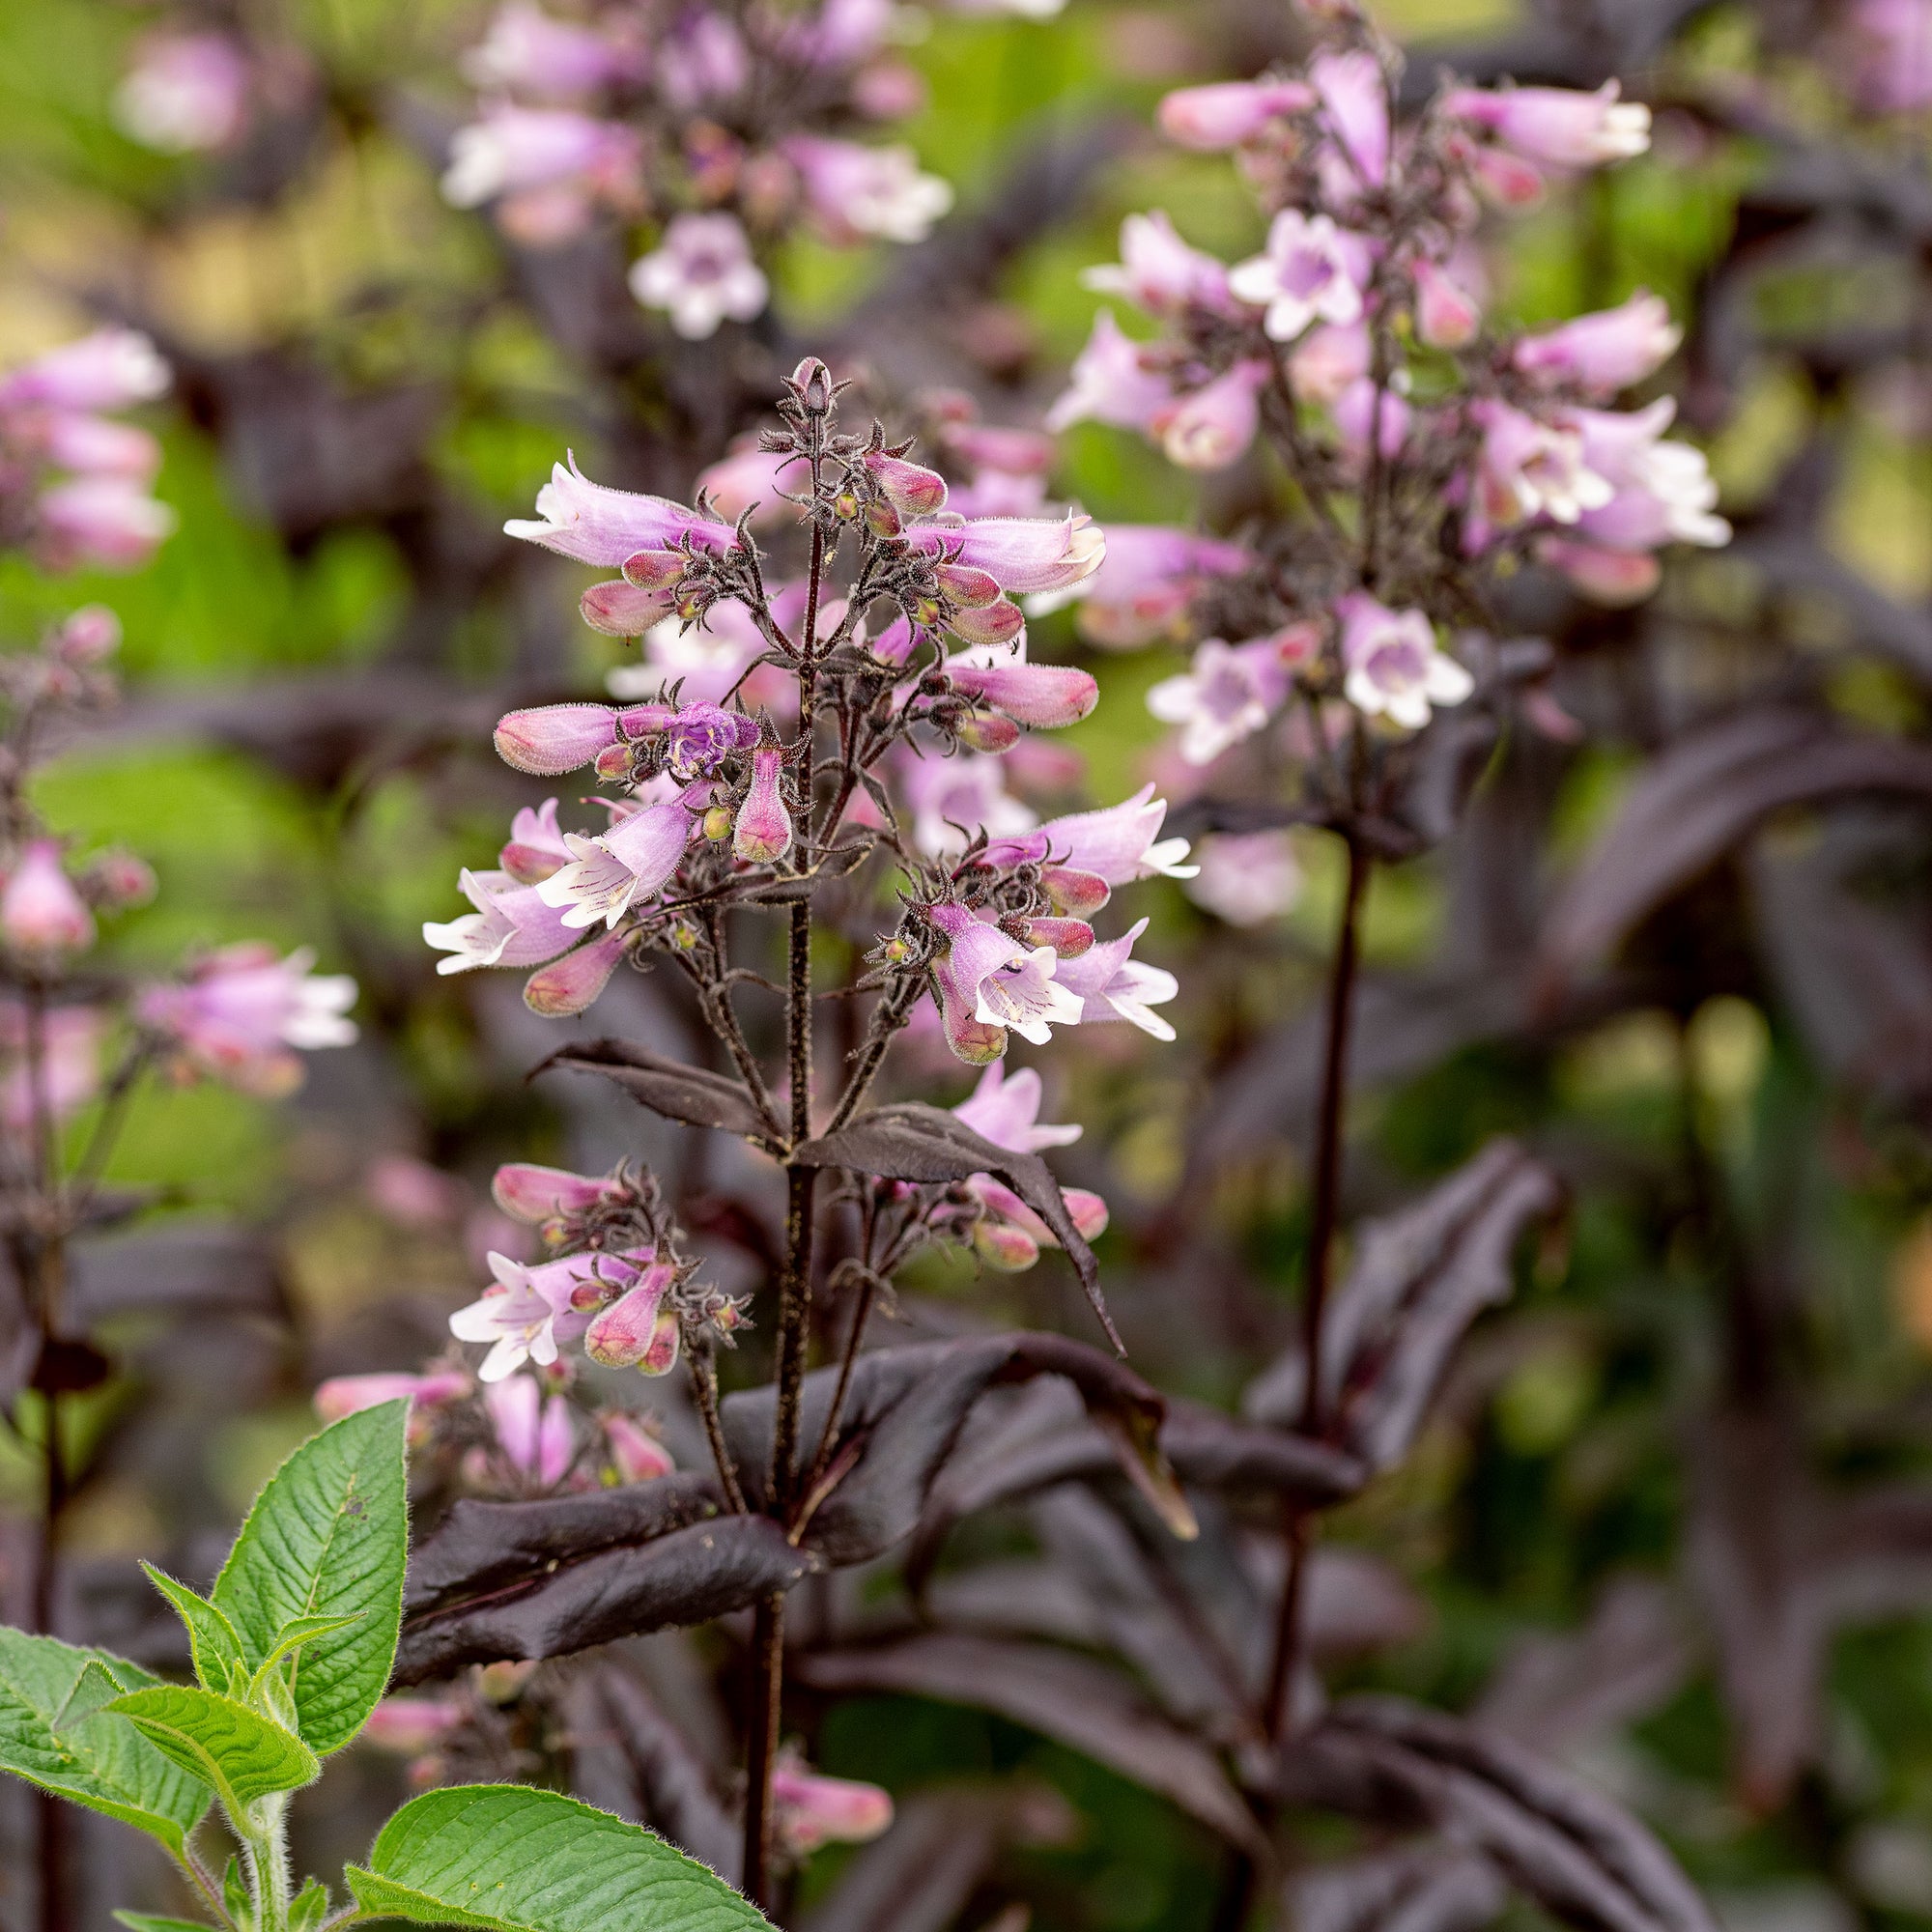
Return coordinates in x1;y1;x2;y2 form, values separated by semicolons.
0;1629;209;1857
141;1565;245;1691
213;1400;409;1754
346;1784;771;1931
106;1686;319;1818
113;1914;219;1932
290;1878;330;1932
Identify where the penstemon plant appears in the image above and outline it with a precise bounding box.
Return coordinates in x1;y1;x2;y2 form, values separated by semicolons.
0;1399;771;1932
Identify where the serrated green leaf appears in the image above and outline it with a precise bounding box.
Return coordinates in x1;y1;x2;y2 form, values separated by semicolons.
142;1565;246;1692
0;1629;209;1858
114;1914;219;1932
212;1401;409;1755
346;1785;772;1931
290;1878;330;1932
105;1686;319;1819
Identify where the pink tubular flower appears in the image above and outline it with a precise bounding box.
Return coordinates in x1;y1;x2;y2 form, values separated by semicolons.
733;747;793;864
628;213;769;340
1337;596;1473;731
906;514;1104;597
451;1247;647;1381
114;32;251;153
1447;82;1651;168
314;1371;469;1435
1052;917;1179;1039
903;752;1036;859
927;901;1082;1061
37;414;163;480
461;4;639;99
423;869;577;975
500;799;574;884
0;329;169;412
1057;526;1253;649
441;106;639;208
1084;212;1235;318
1565;399;1730;550
1044;312;1174;435
783;136;953;244
1151;361;1268;471
1475;401;1612;527
1311;49;1389;188
1538;537;1662;607
1021;784;1197;887
1413;258;1482;349
538;792;697;927
524;927;631;1016
584;1261;681;1373
1156;78;1313;150
2;842;94;954
952;1061;1082;1151
657;11;749;107
945;662;1097;729
1186;830;1303;925
494;1162;620;1223
604;1412;675;1483
493;703;625;776
1290;322;1373;408
1228;212;1366;342
485;1374;576;1486
864;451;950;517
1514;291;1681;394
139;945;357;1096
1333;379;1412;465
771;1762;894;1857
582;579;677;637
1148;630;1310;765
697;445;810;523
663;702;759;777
0;1007;100;1132
36;478;177;571
505;457;740;567
361;1698;469;1755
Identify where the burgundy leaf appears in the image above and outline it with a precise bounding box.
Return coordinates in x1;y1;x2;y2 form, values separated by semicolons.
1288;1843;1507;1932
542;1037;778;1144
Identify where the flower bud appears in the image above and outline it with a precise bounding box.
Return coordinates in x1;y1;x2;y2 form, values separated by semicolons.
582;579;677;637
792;356;834;412
604;1411;675;1483
834;491;859;521
864;497;903;538
54;605;122;665
584;1264;676;1369
1021;917;1094;958
863;451;949;516
946;597;1025;648
955;711;1021;753
594;742;636;781
1062;1186;1109;1241
524;928;629;1016
493;1162;617;1223
934;563;1001;609
702;804;734;841
495;703;620;776
361;1698;467;1755
973;1217;1041;1270
621;548;689;589
87;848;157;907
732;746;793;864
1039;866;1111;917
2;842;95;954
1413;258;1481;349
771;1765;895;1856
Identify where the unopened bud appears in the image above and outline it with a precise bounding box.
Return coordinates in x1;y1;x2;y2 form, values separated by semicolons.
792;356;834;412
621;548;688;590
594;743;635;781
973;1218;1041;1271
865;498;903;538
667;918;700;952
862;451;948;517
1041;866;1111;917
956;711;1020;753
833;491;860;521
702;804;734;841
55;605;121;665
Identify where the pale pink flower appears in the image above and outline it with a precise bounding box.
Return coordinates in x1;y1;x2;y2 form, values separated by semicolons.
499;798;574;884
784;136;953;244
1538;537;1662;607
1475;401;1613;527
461;5;639;100
1413;258;1482;349
608;602;774;708
484;1373;576;1485
945;662;1097;729
733;747;793;864
114;32;250;152
36;414;163;480
505;458;739;566
1311;49;1389;188
1152;361;1268;470
2;842;94;954
441;106;639;209
494;1162;621;1223
583;1262;680;1374
657;11;749;108
313;1370;469;1428
1017;784;1197;885
770;1763;894;1856
361;1699;469;1755
903;752;1037;859
927;901;1082;1058
523;927;632;1017
537;792;697;928
1564;399;1729;549
1447;82;1651;168
366;1156;465;1227
0;329;169;412
1332;378;1413;464
1157;78;1313;150
1228;212;1367;342
1289;322;1373;408
604;1412;675;1483
696;445;810;523
1050;526;1252;649
423;868;578;973
1514;291;1681;393
1052;917;1179;1039
1084;212;1235;316
904;513;1104;597
36;478;177;570
947;469;1048;518
495;702;627;776
1337;596;1472;730
952;1061;1083;1152
1045;311;1174;435
450;1248;644;1381
1186;831;1303;925
0;1006;99;1131
1844;0;1932;113
1148;631;1309;765
628;213;769;339
139;945;356;1096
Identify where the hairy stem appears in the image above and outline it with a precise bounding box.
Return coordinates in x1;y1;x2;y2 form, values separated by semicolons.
689;1342;747;1514
740;1593;784;1910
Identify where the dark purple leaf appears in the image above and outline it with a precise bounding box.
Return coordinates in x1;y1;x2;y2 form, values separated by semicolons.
797;1634;1267;1854
1287;1844;1507;1932
542;1038;779;1144
794;1105;1115;1352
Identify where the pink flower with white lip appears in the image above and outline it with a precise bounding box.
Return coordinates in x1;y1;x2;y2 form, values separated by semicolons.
313;1370;469;1431
952;1061;1083;1152
138;945;357;1096
451;1248;645;1381
537;791;698;928
361;1697;469;1755
604;1411;675;1484
583;1261;681;1374
1564;399;1730;550
1337;596;1473;731
1018;783;1198;886
499;798;574;884
1475;402;1613;527
657;11;749;107
1156;78;1313;150
733;747;793;864
1514;292;1681;394
1844;0;1932;113
926;901;1082;1058
1084;212;1235;318
523;927;633;1017
1045;312;1174;435
505;458;739;567
494;703;633;776
485;1373;576;1486
0;1005;99;1131
629;213;768;340
1538;537;1662;607
35;478;177;571
946;1065;1107;1266
1332;378;1413;465
0;330;169;413
782;0;895;66
1186;830;1303;925
1311;49;1389;188
903;752;1037;859
783;137;953;245
441;107;639;209
1151;361;1269;470
1050;526;1253;649
1447;82;1651;169
424;868;578;974
114;32;251;153
1228;212;1367;342
461;4;639;100
1;842;94;954
770;1761;894;1856
903;513;1104;598
608;602;773;709
1148;630;1309;765
1052;917;1179;1039
1290;322;1372;408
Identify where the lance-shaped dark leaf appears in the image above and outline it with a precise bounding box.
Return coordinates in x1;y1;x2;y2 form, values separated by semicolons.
1244;1140;1559;1471
794;1105;1117;1352
1288;1843;1507;1932
722;1332;1190;1568
1296;1698;1717;1932
1537;708;1932;997
392;1517;811;1686
796;1783;1075;1932
542;1038;778;1145
798;1634;1267;1855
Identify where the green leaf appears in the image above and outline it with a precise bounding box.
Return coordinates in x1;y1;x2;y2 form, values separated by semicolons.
255;1611;365;1685
114;1915;219;1932
105;1686;319;1819
290;1879;330;1932
141;1565;246;1691
0;1628;210;1857
345;1785;772;1931
223;1854;253;1932
212;1400;410;1755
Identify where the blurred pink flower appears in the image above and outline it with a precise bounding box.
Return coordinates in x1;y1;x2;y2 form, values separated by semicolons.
114;32;250;152
139;944;356;1096
628;213;769;340
1;842;94;955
